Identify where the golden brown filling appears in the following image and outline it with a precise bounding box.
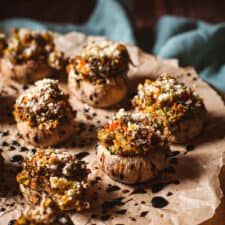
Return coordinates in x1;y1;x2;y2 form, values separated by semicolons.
14;198;73;225
67;40;130;84
48;50;67;71
132;74;206;126
4;28;54;64
4;28;67;71
17;149;90;211
14;79;75;130
98;109;168;157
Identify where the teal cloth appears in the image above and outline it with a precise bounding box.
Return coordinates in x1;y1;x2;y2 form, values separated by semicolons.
0;0;135;44
153;16;225;92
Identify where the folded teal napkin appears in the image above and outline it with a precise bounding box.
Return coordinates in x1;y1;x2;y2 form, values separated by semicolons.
153;16;225;92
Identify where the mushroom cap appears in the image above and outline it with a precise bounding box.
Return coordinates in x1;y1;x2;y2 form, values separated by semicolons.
97;110;169;184
1;29;67;84
14;79;75;146
67;40;130;108
1;58;53;84
17;149;90;211
16;119;75;147
4;29;54;64
68;70;127;108
76;40;130;81
97;144;166;184
132;74;207;143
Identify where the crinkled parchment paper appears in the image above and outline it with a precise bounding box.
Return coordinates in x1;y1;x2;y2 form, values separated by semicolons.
0;32;225;225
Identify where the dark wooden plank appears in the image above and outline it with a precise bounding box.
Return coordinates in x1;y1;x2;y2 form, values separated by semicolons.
133;0;225;28
0;0;96;24
0;0;224;27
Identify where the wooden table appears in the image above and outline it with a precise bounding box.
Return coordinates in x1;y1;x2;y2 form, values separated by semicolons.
0;0;224;224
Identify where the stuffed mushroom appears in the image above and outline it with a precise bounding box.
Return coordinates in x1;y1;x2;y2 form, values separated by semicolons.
14;198;73;225
14;79;75;147
1;28;67;84
17;149;90;212
67;40;130;108
97;109;169;184
132;74;207;143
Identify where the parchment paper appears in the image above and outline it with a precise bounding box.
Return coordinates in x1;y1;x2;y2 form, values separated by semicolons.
0;32;225;225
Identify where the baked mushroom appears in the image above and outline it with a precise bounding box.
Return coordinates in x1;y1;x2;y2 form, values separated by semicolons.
17;149;90;212
132;74;207;143
1;28;67;84
14;79;75;147
97;109;169;184
14;198;73;225
67;40;130;108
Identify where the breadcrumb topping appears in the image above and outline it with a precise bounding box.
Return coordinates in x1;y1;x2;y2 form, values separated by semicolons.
17;149;90;211
14;198;73;225
4;28;54;63
14;79;75;130
67;40;130;84
48;50;67;71
4;28;67;71
132;74;206;125
98;109;169;157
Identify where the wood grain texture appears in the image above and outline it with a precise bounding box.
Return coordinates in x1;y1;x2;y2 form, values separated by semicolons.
0;0;224;25
0;0;96;24
0;0;224;52
133;0;225;28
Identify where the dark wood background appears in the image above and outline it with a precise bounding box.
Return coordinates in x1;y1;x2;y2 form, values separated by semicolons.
0;0;224;50
0;0;224;24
